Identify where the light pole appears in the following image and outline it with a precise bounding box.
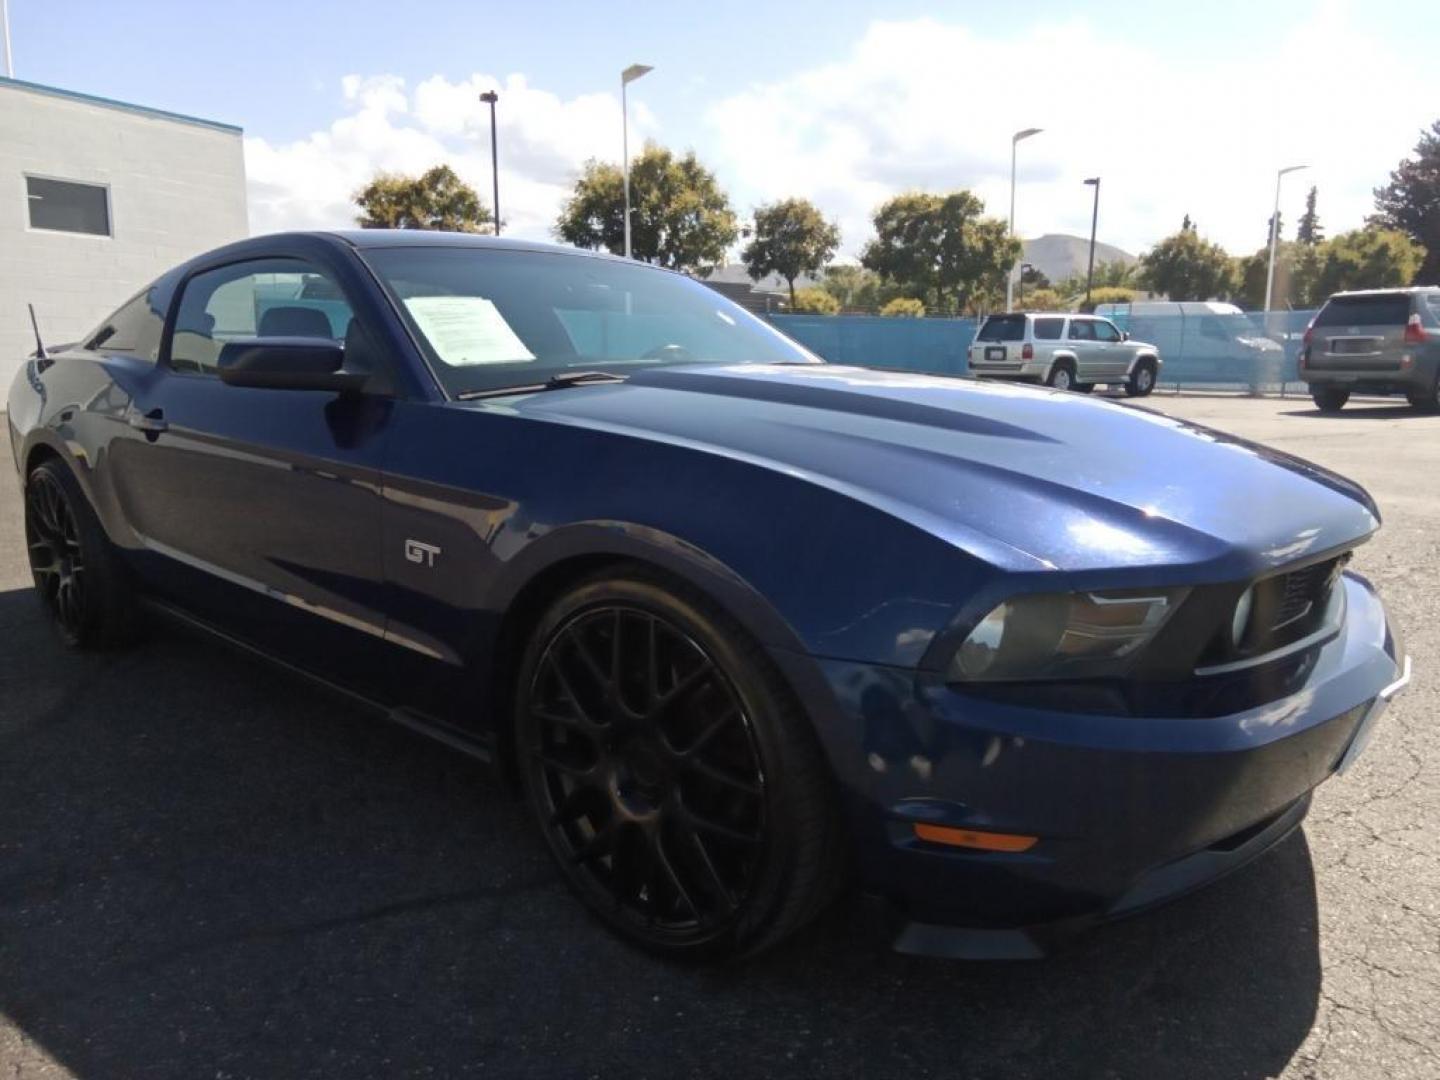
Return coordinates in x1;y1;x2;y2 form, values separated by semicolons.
479;90;500;235
621;63;653;259
1264;164;1308;315
1006;127;1042;311
2;0;13;77
1083;177;1100;308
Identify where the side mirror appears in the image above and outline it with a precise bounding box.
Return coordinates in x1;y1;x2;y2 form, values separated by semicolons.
1121;330;1130;341
217;337;367;393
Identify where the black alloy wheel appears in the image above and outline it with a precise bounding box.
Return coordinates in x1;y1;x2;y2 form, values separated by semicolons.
25;459;139;649
27;467;88;642
516;573;842;958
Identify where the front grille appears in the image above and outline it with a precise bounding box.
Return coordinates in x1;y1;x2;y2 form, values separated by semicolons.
1270;559;1334;631
1243;554;1346;657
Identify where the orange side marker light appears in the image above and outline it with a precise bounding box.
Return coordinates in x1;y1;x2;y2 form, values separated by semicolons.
913;823;1038;853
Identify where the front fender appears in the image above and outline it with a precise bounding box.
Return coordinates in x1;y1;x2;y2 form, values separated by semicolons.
484;519;812;660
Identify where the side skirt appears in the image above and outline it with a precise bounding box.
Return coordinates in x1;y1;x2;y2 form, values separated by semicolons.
141;598;496;765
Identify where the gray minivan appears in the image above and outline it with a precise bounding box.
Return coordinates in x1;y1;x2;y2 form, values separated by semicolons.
1301;288;1440;412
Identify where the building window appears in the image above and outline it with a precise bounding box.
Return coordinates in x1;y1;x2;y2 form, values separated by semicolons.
26;176;111;237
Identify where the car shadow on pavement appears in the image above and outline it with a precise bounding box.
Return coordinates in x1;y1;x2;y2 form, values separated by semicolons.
0;586;1322;1080
1281;404;1424;419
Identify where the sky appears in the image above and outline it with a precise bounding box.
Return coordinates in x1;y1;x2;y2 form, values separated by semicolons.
9;1;1440;262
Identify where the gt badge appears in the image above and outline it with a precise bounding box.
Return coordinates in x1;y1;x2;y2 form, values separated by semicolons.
405;539;441;567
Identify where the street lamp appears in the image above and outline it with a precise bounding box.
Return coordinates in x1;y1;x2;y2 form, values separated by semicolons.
1083;177;1101;308
479;90;500;235
1007;127;1042;311
621;63;653;259
1264;164;1309;316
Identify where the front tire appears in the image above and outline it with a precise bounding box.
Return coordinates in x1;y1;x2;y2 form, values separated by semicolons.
1311;386;1350;413
25;459;140;649
1125;359;1157;397
515;569;843;959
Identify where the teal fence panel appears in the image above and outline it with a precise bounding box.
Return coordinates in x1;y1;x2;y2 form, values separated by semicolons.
770;315;978;376
770;309;1320;390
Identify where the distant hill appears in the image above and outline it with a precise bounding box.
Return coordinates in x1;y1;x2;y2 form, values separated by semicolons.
1022;233;1136;283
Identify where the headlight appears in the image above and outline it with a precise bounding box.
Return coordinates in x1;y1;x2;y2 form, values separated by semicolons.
948;588;1188;682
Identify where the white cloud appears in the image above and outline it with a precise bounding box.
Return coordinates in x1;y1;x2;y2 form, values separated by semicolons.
245;73;654;240
246;7;1437;263
701;6;1439;259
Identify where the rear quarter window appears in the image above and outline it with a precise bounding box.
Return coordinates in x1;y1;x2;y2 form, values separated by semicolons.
976;314;1027;342
1033;318;1064;340
1314;294;1411;328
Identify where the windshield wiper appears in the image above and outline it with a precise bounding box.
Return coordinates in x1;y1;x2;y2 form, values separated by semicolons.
457;370;628;400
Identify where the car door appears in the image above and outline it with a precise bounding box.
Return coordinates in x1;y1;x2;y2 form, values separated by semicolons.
1066;317;1099;380
1091;318;1130;378
107;253;399;692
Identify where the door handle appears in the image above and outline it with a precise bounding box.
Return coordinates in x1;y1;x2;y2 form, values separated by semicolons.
128;408;168;435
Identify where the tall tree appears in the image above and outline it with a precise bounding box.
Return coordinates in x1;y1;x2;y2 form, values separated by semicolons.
741;198;841;305
1138;227;1235;301
1266;212;1284;246
818;265;902;311
860;191;1019;312
554;144;738;275
354;165;492;232
1297;186;1324;245
1373;120;1440;284
1315;227;1426;296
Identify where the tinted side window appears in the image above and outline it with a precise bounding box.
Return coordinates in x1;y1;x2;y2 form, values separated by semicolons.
1068;319;1095;340
84;287;164;362
1092;320;1121;342
170;258;353;376
1033;318;1064;340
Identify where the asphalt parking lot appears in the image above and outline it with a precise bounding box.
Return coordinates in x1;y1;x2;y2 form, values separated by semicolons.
1;393;1437;1080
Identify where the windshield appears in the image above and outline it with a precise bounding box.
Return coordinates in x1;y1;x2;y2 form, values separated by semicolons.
362;246;820;396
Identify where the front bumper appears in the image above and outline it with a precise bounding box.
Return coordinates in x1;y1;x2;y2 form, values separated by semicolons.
775;574;1408;958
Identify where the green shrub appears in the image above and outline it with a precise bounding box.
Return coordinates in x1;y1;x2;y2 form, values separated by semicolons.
879;297;926;318
791;287;841;314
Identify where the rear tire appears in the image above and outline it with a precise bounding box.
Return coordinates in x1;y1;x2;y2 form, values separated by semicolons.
1046;362;1076;392
24;459;141;649
1406;376;1439;412
514;567;844;960
1074;383;1096;395
1311;387;1350;413
1125;360;1157;397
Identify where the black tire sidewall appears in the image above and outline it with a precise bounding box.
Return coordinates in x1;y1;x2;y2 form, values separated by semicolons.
26;460;135;649
514;571;814;959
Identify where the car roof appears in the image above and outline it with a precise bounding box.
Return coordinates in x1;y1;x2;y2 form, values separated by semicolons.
236;229;635;264
1327;286;1440;297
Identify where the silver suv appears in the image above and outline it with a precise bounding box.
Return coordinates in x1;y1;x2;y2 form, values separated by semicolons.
968;312;1162;396
1300;288;1440;412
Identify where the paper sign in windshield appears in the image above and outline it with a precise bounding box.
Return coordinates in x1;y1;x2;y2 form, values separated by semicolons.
403;296;535;366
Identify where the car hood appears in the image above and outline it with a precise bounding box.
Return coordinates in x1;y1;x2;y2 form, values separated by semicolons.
492;363;1378;576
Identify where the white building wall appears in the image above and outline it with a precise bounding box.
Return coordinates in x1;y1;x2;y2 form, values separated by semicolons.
0;78;248;389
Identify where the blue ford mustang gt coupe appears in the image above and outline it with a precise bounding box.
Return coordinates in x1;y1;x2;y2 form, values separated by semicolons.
7;231;1410;960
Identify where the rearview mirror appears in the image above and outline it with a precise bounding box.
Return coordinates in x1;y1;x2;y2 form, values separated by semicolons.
217;337;367;393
